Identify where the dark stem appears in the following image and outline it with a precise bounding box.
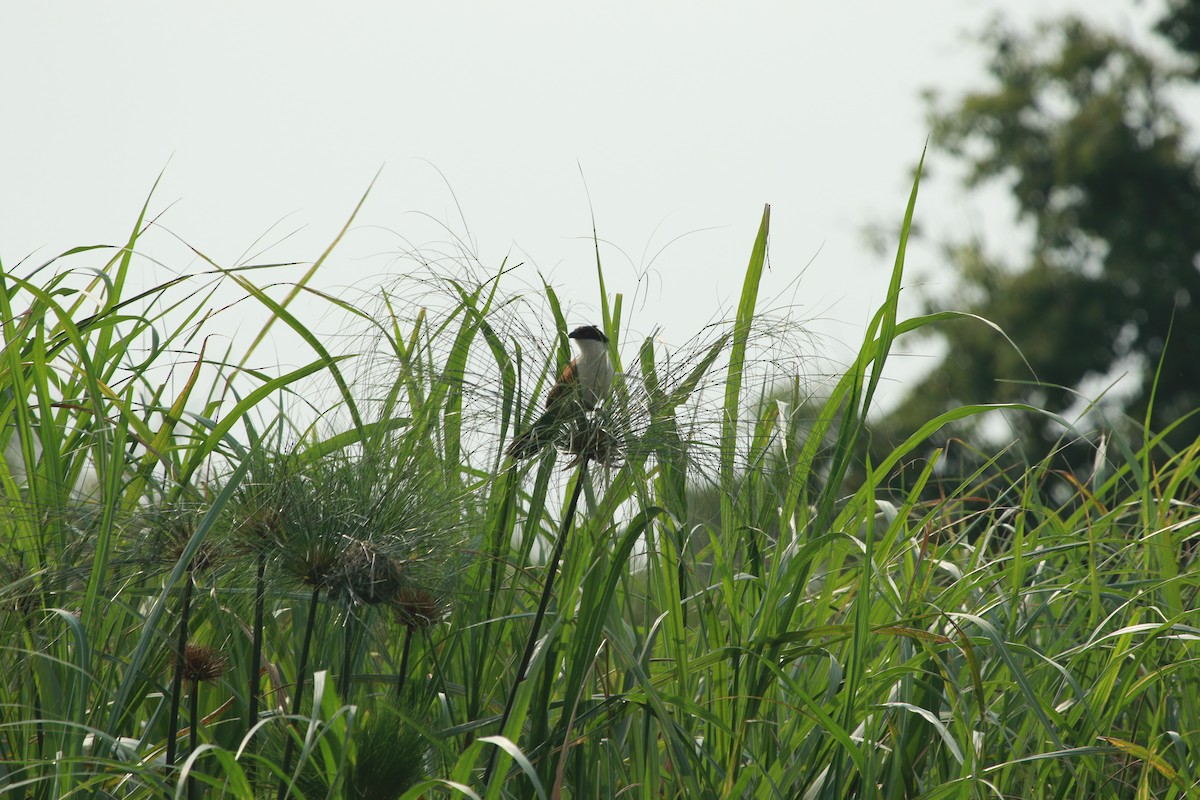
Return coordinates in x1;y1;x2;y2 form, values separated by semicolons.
394;625;414;699
25;613;44;764
248;551;266;726
276;587;322;800
32;675;43;763
468;464;519;740
421;626;451;714
188;679;200;800
340;612;355;699
486;458;589;784
247;550;266;789
165;568;194;769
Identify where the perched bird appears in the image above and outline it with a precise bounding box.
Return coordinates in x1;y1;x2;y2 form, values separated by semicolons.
507;324;613;460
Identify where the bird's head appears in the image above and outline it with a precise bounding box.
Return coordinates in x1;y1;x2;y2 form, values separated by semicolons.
568;325;608;344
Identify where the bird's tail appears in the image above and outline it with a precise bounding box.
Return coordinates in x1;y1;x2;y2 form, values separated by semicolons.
506;419;554;460
506;402;579;460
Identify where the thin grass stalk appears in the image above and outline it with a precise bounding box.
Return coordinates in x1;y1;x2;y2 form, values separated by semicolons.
276;587;322;800
164;569;194;769
481;467;518;689
340;613;361;700
486;457;590;785
394;626;417;701
19;604;47;771
341;619;353;701
188;678;200;800
246;550;266;788
471;454;546;730
33;685;43;767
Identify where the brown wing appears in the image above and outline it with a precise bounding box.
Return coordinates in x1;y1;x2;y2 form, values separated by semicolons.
545;358;579;408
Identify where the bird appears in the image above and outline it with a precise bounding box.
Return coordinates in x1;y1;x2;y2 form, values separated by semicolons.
506;324;614;460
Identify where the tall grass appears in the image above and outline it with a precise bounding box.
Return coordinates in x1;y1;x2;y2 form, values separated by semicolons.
1;163;1198;800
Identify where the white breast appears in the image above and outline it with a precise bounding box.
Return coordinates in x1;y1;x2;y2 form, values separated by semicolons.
574;339;613;409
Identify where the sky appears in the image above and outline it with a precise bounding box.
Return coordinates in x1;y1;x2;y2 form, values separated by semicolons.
0;2;1164;410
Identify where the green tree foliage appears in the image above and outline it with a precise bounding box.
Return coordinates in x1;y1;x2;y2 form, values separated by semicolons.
1159;0;1200;66
876;4;1200;488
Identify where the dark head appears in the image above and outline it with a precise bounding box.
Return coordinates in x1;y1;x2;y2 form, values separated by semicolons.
568;324;608;344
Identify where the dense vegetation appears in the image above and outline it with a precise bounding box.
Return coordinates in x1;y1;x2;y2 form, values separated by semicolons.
876;0;1200;499
2;149;1199;800
10;8;1200;792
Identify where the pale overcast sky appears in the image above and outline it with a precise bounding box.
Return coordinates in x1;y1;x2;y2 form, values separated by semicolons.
0;2;1162;404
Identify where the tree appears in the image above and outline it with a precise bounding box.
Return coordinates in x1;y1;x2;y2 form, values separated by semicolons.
874;5;1200;492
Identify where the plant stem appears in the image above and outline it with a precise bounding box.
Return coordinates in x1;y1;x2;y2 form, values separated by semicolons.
165;568;194;770
340;613;355;700
247;550;266;789
276;587;322;800
188;679;199;800
486;458;589;784
394;625;414;699
249;551;266;726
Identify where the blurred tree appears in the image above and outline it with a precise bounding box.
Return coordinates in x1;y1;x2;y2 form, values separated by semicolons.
1158;0;1200;66
874;5;1200;493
